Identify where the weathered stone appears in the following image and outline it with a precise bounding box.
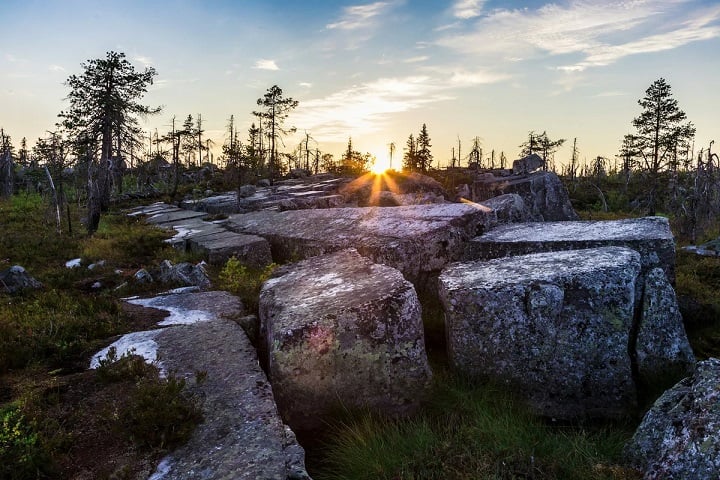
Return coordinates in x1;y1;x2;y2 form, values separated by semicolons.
439;247;642;419
625;358;720;479
227;203;495;288
123;291;312;480
0;265;43;293
637;268;695;385
145;208;207;226
188;231;272;267
259;249;432;431
163;218;229;248
134;268;154;284
157;260;211;290
479;193;532;223
512;153;545;175
469;216;676;282
238;184;257;198
469;170;578;221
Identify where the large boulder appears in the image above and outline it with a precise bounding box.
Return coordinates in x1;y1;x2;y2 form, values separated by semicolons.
227;203;495;289
0;265;42;293
512;153;545;175
468;216;676;282
157;260;211;290
339;171;448;206
469;170;578;221
259;249;432;431
479;193;533;223
625;358;720;479
438;246;694;420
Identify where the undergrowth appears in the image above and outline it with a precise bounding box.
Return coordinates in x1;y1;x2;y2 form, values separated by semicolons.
314;371;640;480
217;256;277;312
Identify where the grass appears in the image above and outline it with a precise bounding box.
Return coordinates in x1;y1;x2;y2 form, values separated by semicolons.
0;193;205;478
313;371;640;480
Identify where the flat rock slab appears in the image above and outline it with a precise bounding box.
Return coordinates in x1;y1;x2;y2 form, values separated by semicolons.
140;291;310;480
163;218;230;248
440;247;642;419
146;209;208;227
188;231;272;267
259;249;432;431
227;203;496;286
469;216;676;281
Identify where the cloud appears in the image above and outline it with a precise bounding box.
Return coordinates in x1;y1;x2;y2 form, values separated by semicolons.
292;69;507;142
438;1;720;71
292;76;451;141
299;82;313;88
452;0;484;20
253;59;279;71
134;55;154;67
326;1;394;30
48;64;66;72
404;56;429;63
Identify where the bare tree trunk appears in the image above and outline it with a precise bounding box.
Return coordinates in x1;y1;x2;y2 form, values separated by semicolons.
0;151;13;198
44;166;62;233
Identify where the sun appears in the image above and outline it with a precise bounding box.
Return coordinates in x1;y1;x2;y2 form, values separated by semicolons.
370;152;392;174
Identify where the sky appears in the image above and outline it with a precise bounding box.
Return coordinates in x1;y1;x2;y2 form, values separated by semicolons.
1;0;719;171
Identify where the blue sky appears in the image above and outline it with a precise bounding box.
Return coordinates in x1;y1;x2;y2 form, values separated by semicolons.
1;0;719;169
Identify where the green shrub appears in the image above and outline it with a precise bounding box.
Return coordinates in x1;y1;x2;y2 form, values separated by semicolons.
0;405;53;479
120;374;202;450
95;348;156;383
217;257;277;311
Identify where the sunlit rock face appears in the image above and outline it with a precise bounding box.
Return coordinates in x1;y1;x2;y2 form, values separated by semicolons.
438;246;694;420
259;249;432;431
227;203;496;289
468;216;676;282
625;358;720;479
478;193;533;224
468;170;578;221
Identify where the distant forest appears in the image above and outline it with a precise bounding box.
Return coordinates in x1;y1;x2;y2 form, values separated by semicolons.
1;51;718;241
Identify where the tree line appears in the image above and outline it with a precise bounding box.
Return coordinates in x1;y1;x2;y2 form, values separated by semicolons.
0;52;717;241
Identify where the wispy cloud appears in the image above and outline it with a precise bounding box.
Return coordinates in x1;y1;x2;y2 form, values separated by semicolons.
48;64;66;72
404;55;429;63
452;0;484;20
134;55;154;67
326;1;394;30
299;82;313;88
292;68;507;141
437;1;720;72
253;59;279;71
292;76;450;141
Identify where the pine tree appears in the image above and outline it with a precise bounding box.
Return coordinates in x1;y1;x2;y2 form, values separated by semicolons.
416;124;433;173
630;78;695;214
59;51;159;233
253;85;298;184
403;134;416;172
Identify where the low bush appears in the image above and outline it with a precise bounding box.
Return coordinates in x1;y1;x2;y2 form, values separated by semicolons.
0;405;53;479
217;257;277;311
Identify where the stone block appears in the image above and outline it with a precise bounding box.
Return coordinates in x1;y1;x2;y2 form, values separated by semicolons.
188;231;272;268
440;247;642;419
469;216;676;282
259;249;432;430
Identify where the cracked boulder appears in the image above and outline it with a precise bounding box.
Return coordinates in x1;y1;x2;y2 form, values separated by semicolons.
259;249;432;431
625;358;720;479
439;246;693;420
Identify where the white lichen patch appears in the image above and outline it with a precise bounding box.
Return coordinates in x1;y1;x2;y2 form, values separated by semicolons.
127;296;213;325
89;330;162;370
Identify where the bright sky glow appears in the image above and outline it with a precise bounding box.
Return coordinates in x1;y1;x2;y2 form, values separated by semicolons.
1;0;718;168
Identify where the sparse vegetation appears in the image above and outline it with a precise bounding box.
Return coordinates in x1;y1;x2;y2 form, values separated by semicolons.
217;256;277;312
